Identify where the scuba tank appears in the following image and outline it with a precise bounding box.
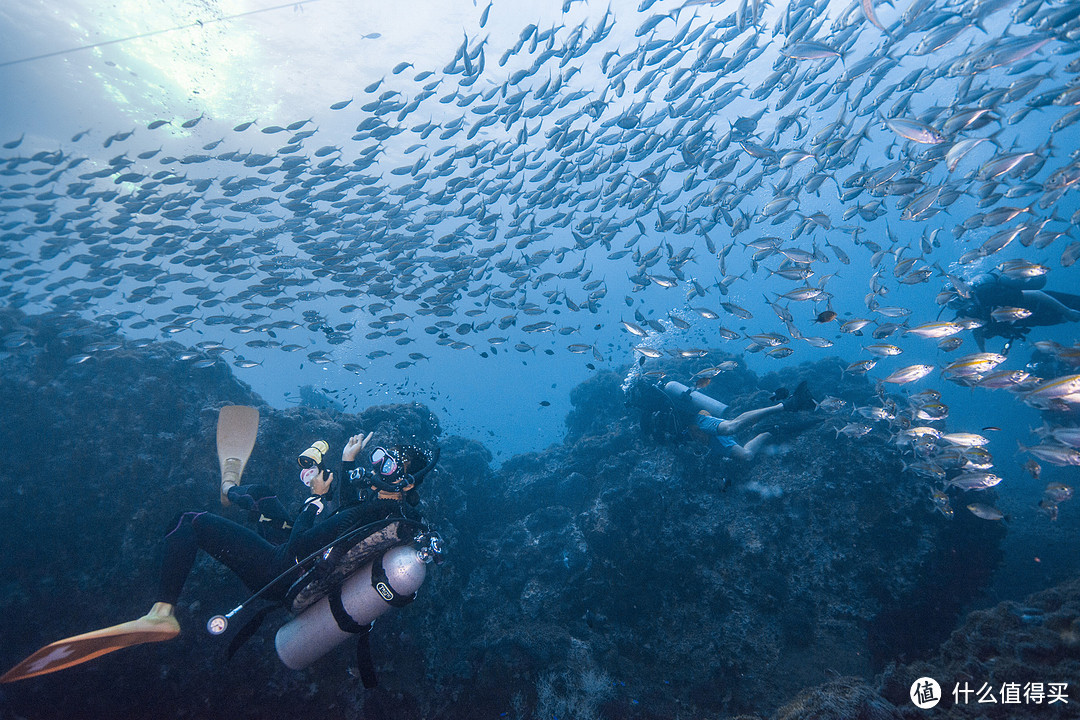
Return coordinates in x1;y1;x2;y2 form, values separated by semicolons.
663;380;729;417
275;532;442;670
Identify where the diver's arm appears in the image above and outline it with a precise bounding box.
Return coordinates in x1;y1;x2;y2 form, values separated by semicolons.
282;503;374;561
337;432;373;506
290;497;322;535
339;459;365;504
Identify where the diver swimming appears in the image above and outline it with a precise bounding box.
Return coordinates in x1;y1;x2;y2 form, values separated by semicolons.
626;376;816;463
0;405;442;687
949;271;1080;354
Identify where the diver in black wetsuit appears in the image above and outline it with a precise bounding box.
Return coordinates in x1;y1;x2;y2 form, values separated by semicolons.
135;436;433;639
950;272;1080;354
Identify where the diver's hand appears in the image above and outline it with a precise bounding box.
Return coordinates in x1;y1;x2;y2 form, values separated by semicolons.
342;432;374;461
226;485;257;511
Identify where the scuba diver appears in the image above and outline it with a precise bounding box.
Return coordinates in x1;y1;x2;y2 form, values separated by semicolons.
626;377;815;461
151;435;433;637
949;271;1080;354
1;406;440;684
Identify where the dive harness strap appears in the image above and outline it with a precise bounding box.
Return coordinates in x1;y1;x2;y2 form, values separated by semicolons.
355;628;378;689
327;585;367;634
226;603;277;661
325;549;416;689
327;585;379;689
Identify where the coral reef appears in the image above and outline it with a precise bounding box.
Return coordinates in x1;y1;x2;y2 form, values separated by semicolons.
0;309;1013;719
878;574;1080;719
742;574;1080;720
411;354;1004;719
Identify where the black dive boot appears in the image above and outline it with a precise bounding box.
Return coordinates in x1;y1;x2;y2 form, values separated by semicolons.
782;381;815;411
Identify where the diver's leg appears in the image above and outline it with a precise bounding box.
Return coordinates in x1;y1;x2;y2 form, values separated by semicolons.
727;432;772;461
973;327;988;352
728;442;751;461
74;512;273;645
157;511;276;605
1044;289;1080;312
694;412;724;434
96;600;182;642
742;432;772;460
719;403;784;434
1027;290;1080;323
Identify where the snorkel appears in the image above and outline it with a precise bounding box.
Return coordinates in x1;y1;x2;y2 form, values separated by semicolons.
410;446;440;484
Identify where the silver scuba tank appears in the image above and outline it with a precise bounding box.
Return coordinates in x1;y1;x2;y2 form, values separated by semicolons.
663;380;729;417
275;534;441;670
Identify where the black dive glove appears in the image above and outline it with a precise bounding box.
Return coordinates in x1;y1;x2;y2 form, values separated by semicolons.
226;485;257;511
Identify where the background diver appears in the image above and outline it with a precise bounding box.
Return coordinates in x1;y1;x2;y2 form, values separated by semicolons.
627;377;816;462
948;270;1080;354
1;407;437;683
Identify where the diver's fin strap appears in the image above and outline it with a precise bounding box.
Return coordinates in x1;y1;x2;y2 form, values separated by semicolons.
225;604;276;661
327;586;369;635
355;628;378;689
371;551;416;608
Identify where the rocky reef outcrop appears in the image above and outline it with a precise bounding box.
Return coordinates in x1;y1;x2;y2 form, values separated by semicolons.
0;308;1014;719
410;356;1005;719
877;574;1080;719
738;574;1080;720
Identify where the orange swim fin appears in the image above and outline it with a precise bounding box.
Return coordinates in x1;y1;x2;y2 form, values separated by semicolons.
217;405;259;505
0;605;179;683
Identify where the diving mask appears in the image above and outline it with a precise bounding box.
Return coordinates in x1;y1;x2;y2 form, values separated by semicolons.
298;440;329;469
370;447;399;477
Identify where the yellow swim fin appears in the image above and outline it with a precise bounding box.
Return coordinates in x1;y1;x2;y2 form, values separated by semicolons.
0;604;179;683
217;405;259;506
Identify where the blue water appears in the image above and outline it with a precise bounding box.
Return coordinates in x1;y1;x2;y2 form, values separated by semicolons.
0;0;1078;588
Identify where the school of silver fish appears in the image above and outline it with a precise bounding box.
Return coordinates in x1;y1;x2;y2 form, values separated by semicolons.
1;0;1078;518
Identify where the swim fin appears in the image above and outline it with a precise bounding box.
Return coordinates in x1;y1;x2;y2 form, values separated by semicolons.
0;603;179;683
782;381;815;412
217;405;259;506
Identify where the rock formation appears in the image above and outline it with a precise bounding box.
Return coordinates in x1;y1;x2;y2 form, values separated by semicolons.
0;309;1016;719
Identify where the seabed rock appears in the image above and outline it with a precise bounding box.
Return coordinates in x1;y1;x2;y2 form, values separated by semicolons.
0;309;1020;719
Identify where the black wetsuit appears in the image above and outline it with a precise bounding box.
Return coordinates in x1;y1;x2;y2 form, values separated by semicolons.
226;484;292;545
156;460;419;606
960;273;1080;351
